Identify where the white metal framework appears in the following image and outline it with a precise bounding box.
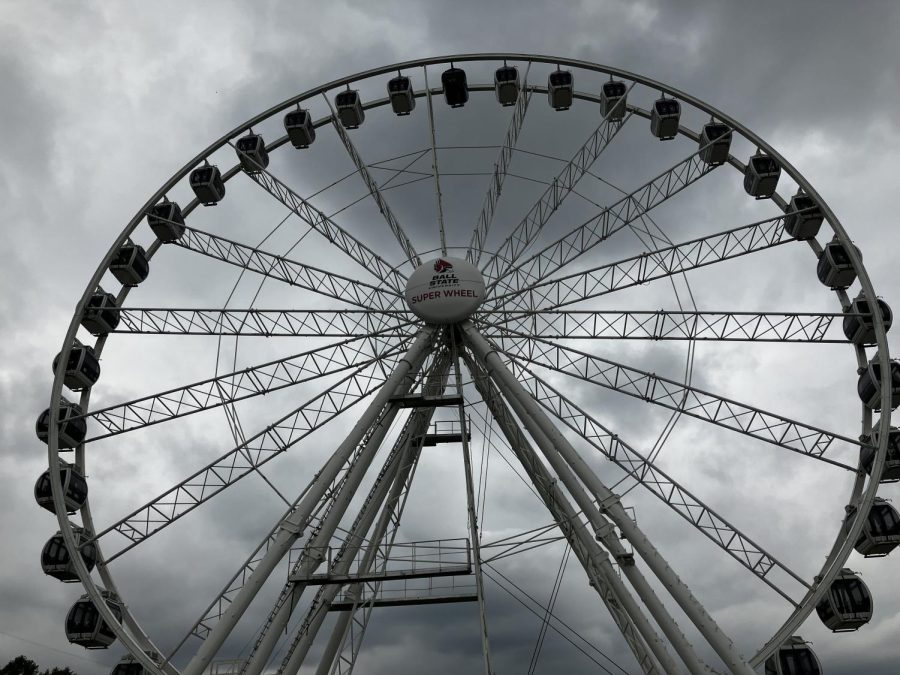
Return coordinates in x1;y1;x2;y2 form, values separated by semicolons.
42;55;895;675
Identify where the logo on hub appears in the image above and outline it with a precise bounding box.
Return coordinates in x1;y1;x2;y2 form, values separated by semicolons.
433;259;454;273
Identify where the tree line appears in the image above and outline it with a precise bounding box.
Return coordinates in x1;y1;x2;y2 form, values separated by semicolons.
1;656;77;675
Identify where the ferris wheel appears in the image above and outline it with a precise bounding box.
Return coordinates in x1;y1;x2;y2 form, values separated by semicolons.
36;54;900;675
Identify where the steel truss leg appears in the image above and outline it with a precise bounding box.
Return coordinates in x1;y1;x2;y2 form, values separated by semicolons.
463;351;682;675
282;354;452;675
182;328;437;675
461;323;753;675
242;394;407;675
448;330;494;675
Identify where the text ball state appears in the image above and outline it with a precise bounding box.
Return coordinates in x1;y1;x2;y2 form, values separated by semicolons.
404;257;485;324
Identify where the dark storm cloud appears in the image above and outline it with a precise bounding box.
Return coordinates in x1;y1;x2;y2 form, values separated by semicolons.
4;3;900;675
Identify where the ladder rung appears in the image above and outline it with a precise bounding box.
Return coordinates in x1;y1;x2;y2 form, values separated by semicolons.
390;394;463;409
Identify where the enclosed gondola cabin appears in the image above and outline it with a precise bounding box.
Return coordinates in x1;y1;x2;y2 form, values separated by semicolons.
845;498;900;556
190;165;225;205
81;289;119;336
861;419;900;482
41;527;97;582
109;242;149;287
547;69;574;111
600;80;628;120
494;66;520;106
441;67;469;108
235;133;269;173
52;342;100;391
744;153;781;198
66;592;122;649
784;192;824;241
284;109;316;148
650;97;681;140
110;656;152;675
147;200;185;242
764;637;822;675
843;294;892;346
35;399;86;449
34;463;88;514
698;122;732;165
817;239;860;289
335;90;364;129
388;76;415;116
816;569;873;631
857;352;900;409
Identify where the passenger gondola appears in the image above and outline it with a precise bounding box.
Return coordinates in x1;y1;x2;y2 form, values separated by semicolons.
817;238;860;289
109;242;149;287
441;66;468;108
335;89;364;129
861;418;900;482
600;80;627;120
857;352;900;409
284;108;316;148
147;199;185;242
843;293;892;346
743;152;781;198
189;164;225;205
650;96;681;140
34;462;88;514
235;132;269;173
65;591;122;649
52;342;100;391
547;68;574;111
816;568;872;631
35;399;86;449
388;75;415;115
698;122;731;165
41;527;97;582
784;191;824;240
764;636;821;675
81;289;119;336
845;497;900;556
494;65;520;106
110;655;155;675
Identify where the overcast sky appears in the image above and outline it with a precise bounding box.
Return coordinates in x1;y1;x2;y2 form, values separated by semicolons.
3;2;900;675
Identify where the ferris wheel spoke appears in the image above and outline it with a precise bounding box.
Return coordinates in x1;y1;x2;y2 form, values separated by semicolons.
477;309;850;343
422;67;448;256
505;358;808;602
82;330;411;441
111;307;414;337
480;107;635;285
172;225;402;311
486;130;725;296
238;156;408;293
493;211;794;313
87;354;408;562
467;64;533;264
325;94;421;268
492;332;860;468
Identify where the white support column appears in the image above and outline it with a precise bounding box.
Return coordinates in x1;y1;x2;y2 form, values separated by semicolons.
182;327;436;675
464;352;669;674
462;322;753;675
241;399;403;675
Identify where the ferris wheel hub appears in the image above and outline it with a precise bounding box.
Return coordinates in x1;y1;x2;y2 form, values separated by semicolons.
404;256;485;324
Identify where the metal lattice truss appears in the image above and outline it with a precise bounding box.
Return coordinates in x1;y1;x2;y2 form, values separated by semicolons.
467;66;532;263
175;226;402;311
484;134;716;292
91;351;408;559
491;332;861;464
494;212;792;313
83;332;409;440
480;112;634;284
479;309;851;342
111;308;413;337
244;163;408;293
325;96;421;268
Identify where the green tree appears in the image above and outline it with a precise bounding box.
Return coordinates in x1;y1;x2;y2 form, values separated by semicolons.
0;656;40;675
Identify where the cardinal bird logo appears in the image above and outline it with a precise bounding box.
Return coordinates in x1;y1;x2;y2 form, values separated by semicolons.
433;259;454;273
